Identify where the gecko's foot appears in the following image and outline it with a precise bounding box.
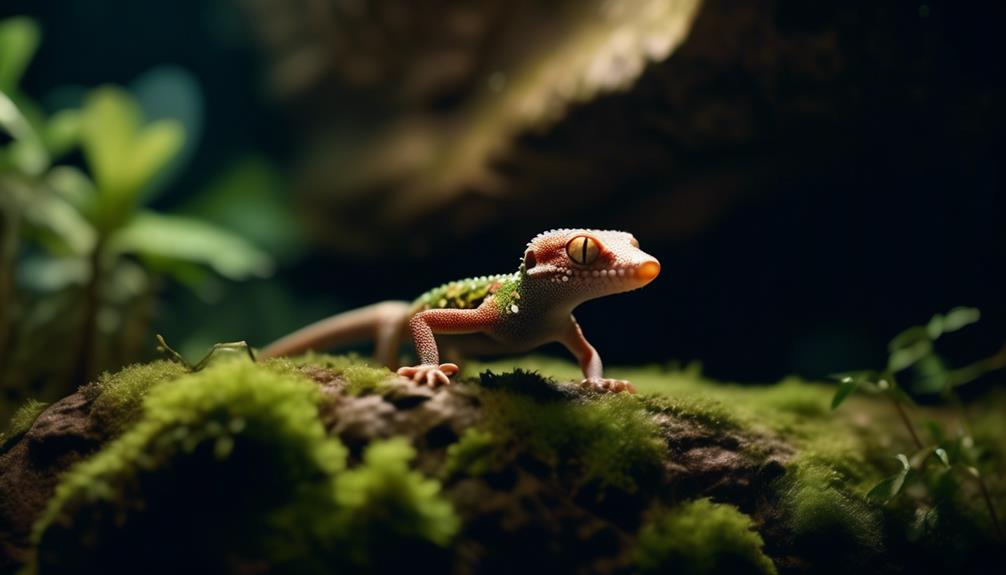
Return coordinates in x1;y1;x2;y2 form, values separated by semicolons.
580;378;636;394
397;363;459;387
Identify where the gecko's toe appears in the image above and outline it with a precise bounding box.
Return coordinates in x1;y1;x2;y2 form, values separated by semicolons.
580;378;636;394
399;364;456;387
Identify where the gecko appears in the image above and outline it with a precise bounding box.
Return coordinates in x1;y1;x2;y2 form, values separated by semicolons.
260;229;660;393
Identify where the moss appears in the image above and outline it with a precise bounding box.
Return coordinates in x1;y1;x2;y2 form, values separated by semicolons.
273;352;395;395
30;360;459;574
478;376;664;492
477;368;575;401
639;394;740;430
84;360;189;436
331;438;459;568
778;463;882;569
1;398;49;449
341;364;397;395
32;361;347;574
445;428;496;477
635;498;777;575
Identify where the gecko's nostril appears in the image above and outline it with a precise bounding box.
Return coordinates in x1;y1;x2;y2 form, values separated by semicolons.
636;260;660;282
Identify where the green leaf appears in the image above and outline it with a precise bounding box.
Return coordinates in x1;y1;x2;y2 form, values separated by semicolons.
42;109;81;158
107;211;273;281
79;87;184;228
889;325;930;352
887;339;932;372
22;188;97;256
0;17;40;93
909;354;948;395
831;377;859;410
0;88;31;140
934;448;950;467
44;166;97;216
940;307;980;334
866;454;911;505
80;87;140;195
130;120;185;193
896;453;910;471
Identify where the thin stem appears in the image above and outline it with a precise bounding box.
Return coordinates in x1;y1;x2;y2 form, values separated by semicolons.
71;240;104;387
891;395;923;451
0;203;18;374
974;471;1003;541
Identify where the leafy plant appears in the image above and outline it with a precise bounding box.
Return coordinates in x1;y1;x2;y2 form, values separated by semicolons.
0;17;271;415
830;307;1003;541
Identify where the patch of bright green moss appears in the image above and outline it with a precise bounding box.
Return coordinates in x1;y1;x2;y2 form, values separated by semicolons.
83;360;189;436
445;428;496;477
342;364;397;395
1;398;49;449
332;438;459;567
635;498;777;575
477;373;664;492
32;361;347;573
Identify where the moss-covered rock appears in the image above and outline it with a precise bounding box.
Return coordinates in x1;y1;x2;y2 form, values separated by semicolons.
0;354;1003;574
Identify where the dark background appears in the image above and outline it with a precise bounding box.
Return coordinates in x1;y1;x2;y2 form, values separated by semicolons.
5;0;1003;385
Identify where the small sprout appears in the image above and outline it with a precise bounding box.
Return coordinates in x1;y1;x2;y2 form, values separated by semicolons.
155;333;256;372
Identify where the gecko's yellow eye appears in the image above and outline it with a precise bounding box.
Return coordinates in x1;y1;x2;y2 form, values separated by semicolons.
566;236;600;265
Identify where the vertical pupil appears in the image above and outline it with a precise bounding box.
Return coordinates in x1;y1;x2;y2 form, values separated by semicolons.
581;238;589;263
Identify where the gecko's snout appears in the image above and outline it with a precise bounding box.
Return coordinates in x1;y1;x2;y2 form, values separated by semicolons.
635;259;660;283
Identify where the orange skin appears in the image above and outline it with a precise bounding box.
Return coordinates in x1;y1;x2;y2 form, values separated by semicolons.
262;229;660;393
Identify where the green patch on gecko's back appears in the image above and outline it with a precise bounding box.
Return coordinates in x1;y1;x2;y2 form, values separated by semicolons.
414;273;521;314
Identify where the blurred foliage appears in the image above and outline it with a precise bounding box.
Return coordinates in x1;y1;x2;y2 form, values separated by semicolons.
830;307;1005;544
0;16;278;419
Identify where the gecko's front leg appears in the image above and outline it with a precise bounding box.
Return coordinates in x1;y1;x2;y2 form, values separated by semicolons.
559;316;636;394
397;306;496;386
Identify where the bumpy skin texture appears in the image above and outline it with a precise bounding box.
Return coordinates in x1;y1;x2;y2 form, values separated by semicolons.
262;229;660;393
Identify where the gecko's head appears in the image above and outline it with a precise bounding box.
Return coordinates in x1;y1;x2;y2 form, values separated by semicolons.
521;229;660;301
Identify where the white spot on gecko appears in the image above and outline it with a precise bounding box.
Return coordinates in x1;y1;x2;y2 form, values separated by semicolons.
510;304;519;314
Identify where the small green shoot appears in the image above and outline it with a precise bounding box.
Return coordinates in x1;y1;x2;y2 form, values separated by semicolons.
155;333;256;372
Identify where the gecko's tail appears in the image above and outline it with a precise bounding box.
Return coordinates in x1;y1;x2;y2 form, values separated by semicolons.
259;301;412;368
